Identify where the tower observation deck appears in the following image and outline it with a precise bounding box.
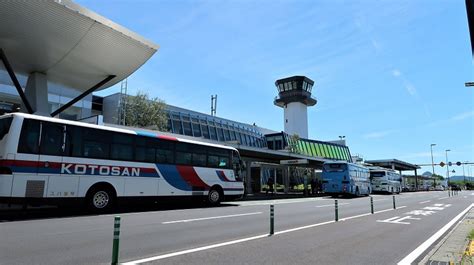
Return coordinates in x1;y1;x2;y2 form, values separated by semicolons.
274;76;317;139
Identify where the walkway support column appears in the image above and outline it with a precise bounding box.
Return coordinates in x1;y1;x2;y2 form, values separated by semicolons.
25;72;49;115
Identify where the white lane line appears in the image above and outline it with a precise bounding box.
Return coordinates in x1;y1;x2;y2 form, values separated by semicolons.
419;200;431;204
397;203;474;265
275;220;335;235
437;197;450;200
373;199;388;202
122;234;270;265
162;212;262;224
316;203;349;208
125;206;409;264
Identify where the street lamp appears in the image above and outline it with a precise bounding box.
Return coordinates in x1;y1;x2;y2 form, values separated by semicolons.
430;144;436;186
445;149;451;187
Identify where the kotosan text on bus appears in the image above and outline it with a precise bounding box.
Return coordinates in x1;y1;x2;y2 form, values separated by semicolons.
0;113;244;211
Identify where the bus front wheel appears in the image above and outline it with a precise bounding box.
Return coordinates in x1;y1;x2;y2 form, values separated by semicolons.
86;185;116;211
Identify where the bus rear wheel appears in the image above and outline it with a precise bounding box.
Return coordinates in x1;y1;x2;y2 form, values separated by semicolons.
86;185;116;211
207;187;222;206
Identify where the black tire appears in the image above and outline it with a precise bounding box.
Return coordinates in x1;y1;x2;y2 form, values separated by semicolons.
86;185;116;211
207;187;222;206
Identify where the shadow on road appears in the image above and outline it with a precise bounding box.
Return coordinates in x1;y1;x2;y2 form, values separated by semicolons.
0;201;237;222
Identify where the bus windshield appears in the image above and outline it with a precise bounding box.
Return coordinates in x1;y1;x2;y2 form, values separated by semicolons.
323;164;347;172
0;117;13;141
370;172;386;178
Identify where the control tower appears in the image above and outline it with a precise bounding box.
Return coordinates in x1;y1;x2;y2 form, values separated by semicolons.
274;76;316;139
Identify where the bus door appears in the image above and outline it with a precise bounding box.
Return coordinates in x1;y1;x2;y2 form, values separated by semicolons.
39;122;77;198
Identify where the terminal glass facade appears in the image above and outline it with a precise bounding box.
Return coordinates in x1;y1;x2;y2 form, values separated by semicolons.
166;108;267;148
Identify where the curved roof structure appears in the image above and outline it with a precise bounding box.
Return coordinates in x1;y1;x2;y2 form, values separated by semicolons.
0;0;159;91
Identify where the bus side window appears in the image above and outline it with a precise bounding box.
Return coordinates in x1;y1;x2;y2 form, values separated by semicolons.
18;119;40;154
40;122;65;156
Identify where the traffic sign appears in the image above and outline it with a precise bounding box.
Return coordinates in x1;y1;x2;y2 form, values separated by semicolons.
439;162;445;167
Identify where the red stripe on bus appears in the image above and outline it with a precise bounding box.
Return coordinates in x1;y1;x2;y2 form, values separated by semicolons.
176;165;210;189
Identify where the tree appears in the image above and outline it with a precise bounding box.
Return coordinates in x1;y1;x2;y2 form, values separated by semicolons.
123;91;168;131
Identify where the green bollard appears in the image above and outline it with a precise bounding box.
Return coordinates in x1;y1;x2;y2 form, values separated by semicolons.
111;216;121;265
370;196;374;214
392;195;396;209
270;205;274;235
335;200;339;222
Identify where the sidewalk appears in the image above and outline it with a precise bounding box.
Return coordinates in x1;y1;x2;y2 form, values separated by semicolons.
419;208;474;264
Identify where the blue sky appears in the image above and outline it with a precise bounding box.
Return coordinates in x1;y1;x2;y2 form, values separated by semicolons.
78;0;473;177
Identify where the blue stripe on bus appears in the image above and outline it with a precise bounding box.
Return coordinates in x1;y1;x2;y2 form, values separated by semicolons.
155;164;192;191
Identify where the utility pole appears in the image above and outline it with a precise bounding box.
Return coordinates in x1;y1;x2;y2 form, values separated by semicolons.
431;144;436;186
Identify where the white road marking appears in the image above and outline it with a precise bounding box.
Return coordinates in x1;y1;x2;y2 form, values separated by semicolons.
316;203;349;208
124;206;408;264
162;212;262;224
121;234;270;265
419;200;430;204
397;203;474;265
377;215;420;225
373;199;388;202
437;197;450;200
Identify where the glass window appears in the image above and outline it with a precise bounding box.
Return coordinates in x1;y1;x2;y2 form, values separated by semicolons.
175;143;192;165
223;129;231;141
83;141;109;159
192;152;207;167
209;126;218;140
229;129;236;141
208;155;219;168
18;119;40;154
155;140;174;164
111;143;133;160
278;84;284;92
0;117;12;141
65;125;82;157
217;127;224;141
172;120;182;134
192;123;201;137
136;146;155;162
284;82;289;91
201;125;210;139
113;133;133;144
183;121;193;136
40;122;64;156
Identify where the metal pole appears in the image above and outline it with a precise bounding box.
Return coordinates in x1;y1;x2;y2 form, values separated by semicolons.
445;150;451;187
270;205;274;235
431;144;436;187
370;196;374;214
111;216;121;265
335;200;339;221
392;196;396;209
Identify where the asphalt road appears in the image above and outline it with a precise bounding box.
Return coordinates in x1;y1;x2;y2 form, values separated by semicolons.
0;191;472;265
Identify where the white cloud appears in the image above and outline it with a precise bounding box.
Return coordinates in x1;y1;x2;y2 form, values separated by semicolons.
392;69;401;77
405;82;417;96
363;130;395;139
451;110;474;121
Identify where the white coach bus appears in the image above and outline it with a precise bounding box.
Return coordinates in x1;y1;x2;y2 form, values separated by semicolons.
0;113;244;211
369;167;401;194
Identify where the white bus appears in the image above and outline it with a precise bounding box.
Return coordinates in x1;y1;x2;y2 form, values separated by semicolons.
0;113;244;211
369;168;401;194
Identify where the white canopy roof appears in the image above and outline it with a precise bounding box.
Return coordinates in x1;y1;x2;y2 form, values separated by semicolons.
0;0;159;91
